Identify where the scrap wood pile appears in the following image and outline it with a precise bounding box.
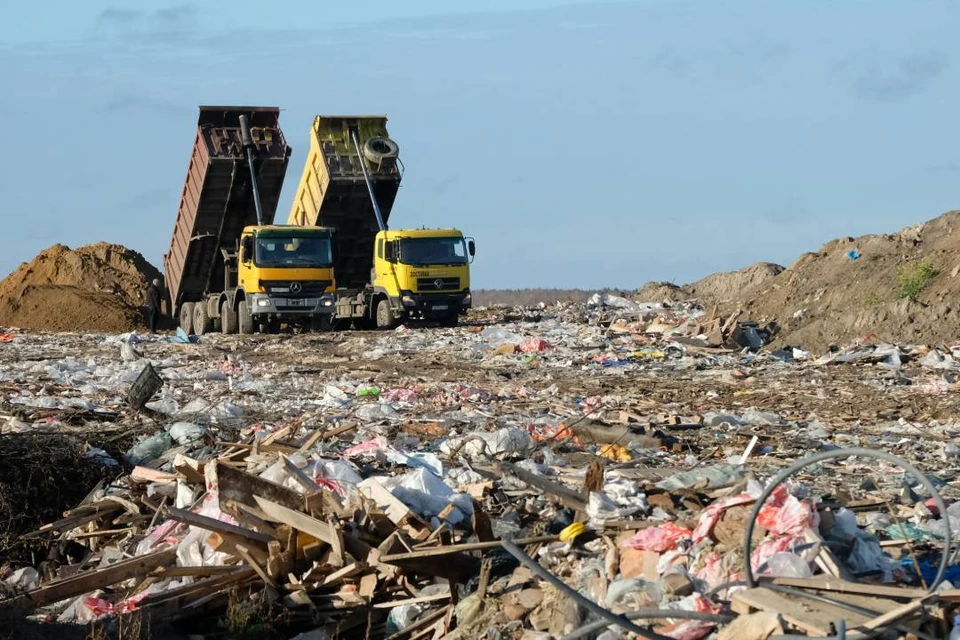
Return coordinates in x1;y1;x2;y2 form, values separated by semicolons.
2;420;960;639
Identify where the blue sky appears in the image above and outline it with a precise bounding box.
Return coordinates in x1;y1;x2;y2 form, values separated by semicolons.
1;1;958;289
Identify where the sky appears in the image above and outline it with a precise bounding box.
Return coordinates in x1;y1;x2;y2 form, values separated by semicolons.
1;0;959;289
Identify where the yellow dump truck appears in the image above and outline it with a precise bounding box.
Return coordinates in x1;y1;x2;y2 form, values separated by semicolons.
163;107;336;336
287;116;475;329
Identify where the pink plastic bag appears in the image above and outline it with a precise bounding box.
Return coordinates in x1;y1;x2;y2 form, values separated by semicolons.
621;521;693;552
756;485;819;536
519;338;552;353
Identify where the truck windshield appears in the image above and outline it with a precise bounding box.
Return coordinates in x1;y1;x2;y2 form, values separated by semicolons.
399;237;468;266
255;236;333;268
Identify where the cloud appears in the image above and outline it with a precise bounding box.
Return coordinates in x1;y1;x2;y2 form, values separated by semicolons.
93;3;196;34
840;50;949;102
648;36;791;85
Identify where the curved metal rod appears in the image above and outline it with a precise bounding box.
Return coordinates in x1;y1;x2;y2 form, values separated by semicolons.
559;608;735;640
500;540;673;640
742;447;951;592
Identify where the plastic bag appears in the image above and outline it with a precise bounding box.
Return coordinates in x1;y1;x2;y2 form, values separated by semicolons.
656;464;745;491
439;427;533;459
124;431;173;465
756;485;819;536
168;421;206;446
621;521;692;552
381;468;473;524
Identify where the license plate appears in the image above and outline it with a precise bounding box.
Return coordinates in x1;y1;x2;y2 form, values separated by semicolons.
433;305;448;311
288;299;304;307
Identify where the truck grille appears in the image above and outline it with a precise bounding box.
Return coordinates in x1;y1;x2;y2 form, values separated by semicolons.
261;280;332;298
417;277;460;291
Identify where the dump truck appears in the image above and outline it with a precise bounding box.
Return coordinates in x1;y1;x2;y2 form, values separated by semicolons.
162;106;337;336
287;116;475;329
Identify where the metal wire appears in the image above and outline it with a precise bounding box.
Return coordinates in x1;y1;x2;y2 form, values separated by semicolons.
559;608;735;640
500;540;673;640
742;447;951;593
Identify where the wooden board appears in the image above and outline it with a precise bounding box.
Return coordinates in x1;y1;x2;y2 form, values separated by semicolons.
205;460;305;513
2;548;177;611
732;587;870;635
253;496;345;568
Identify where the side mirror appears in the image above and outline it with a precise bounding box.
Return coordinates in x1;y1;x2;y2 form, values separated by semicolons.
240;238;253;264
384;241;396;263
467;239;476;257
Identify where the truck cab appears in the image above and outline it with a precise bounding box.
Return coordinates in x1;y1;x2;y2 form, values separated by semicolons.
236;225;336;321
372;229;474;327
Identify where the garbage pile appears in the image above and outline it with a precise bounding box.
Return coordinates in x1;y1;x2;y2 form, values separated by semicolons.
2;318;960;639
0;242;161;333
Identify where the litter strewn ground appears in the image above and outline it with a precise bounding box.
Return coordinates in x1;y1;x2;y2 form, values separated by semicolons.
2;299;960;639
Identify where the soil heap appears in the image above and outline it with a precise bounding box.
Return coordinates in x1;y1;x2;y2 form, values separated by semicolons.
0;243;162;333
644;209;960;352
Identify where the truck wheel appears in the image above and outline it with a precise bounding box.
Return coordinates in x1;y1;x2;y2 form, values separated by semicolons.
193;302;211;335
238;300;255;334
220;300;237;334
440;313;459;328
376;299;396;330
179;302;195;335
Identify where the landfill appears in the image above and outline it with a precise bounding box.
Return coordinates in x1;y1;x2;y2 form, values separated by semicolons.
1;292;960;639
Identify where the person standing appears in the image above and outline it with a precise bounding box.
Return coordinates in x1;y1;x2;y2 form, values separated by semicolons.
145;278;162;333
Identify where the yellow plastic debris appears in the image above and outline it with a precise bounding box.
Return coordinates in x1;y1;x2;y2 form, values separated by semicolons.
599;443;631;462
559;522;587;543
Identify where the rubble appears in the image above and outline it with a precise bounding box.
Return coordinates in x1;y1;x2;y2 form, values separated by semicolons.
2;305;960;639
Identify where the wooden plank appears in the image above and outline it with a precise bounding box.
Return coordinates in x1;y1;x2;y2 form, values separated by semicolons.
281;454;321;493
1;548;177;611
311;562;368;587
372;592;450;609
253;496;345;568
855;595;932;631
205;460;304;512
496;462;586;511
164;507;275;545
769;576;925;600
235;544;277;589
803;529;855;581
138;567;258;609
732;587;870;635
357;478;432;541
380;536;558;562
173;453;206;484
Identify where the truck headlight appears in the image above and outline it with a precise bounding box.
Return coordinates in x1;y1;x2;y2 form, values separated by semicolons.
463;293;472;303
321;298;333;307
257;299;270;307
401;295;416;307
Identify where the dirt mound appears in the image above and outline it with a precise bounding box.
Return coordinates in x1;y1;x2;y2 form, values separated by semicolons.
702;210;960;352
686;262;784;304
634;281;690;303
0;243;162;333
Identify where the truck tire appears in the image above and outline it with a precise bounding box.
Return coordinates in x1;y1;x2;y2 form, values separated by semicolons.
376;299;396;330
238;300;255;334
220;300;237;334
363;136;399;165
440;313;459;328
193;302;211;335
179;302;195;335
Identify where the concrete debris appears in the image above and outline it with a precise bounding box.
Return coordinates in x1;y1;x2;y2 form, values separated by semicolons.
1;305;960;639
